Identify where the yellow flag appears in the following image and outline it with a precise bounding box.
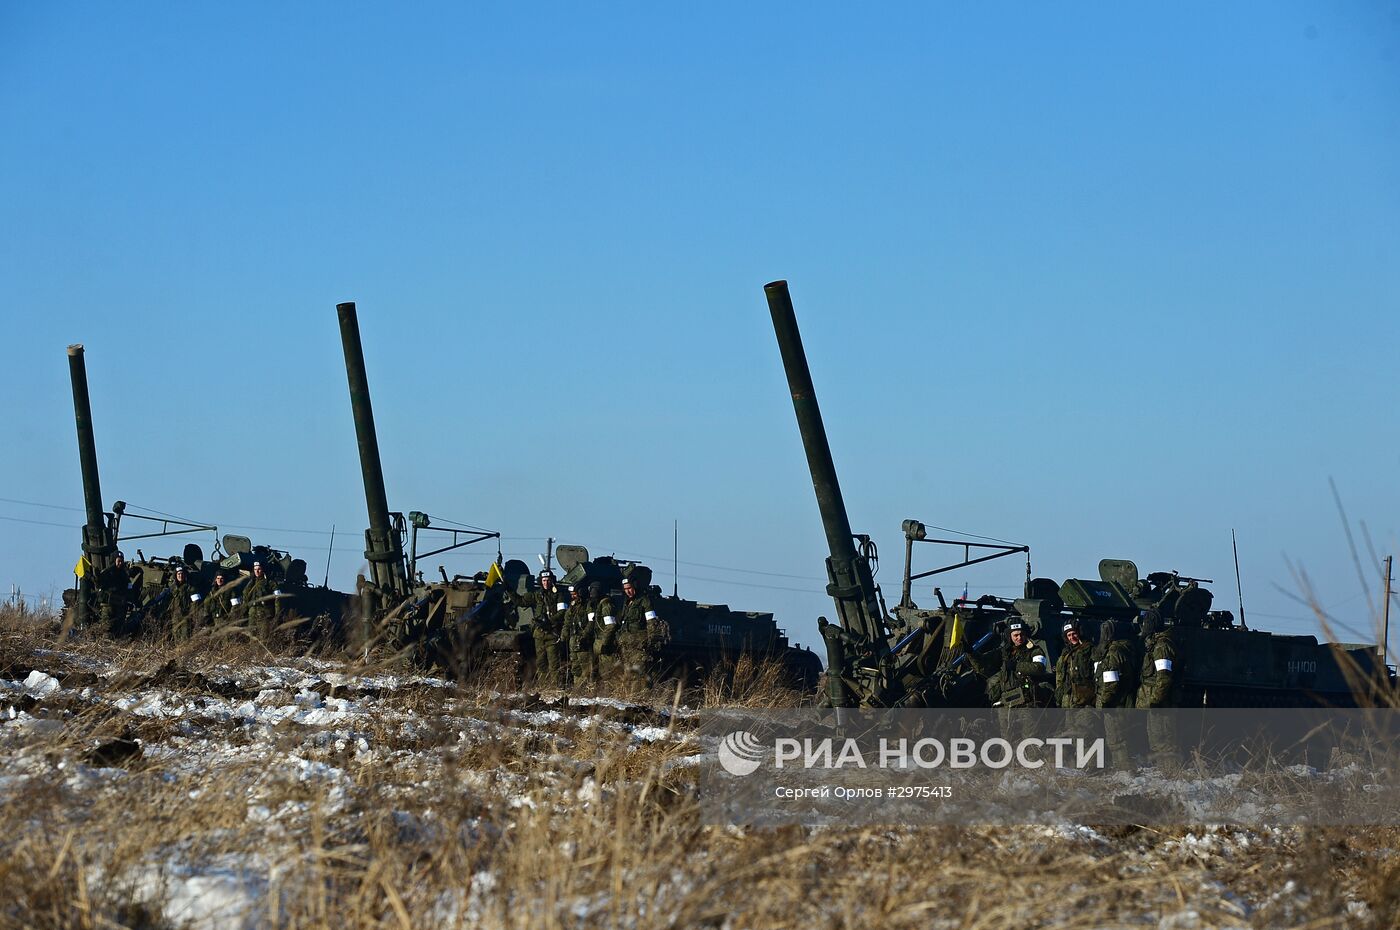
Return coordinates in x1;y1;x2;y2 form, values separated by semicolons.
484;561;504;588
947;611;964;651
74;555;92;579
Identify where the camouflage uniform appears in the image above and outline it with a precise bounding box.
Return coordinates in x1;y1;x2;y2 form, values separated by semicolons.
166;576;201;641
204;577;235;630
95;557;135;637
592;594;621;679
531;579;570;687
971;630;1053;708
1054;639;1096;709
243;574;279;641
1136;613;1181;768
619;586;666;687
1095;633;1138;708
565;592;596;685
1136;627;1178;708
1095;621;1140;768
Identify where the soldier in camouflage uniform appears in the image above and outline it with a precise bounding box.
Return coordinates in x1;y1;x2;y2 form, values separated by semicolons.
970;618;1053;707
618;576;667;688
204;570;233;630
95;551;136;638
530;569;569;687
1095;619;1140;767
1094;619;1138;708
242;561;279;643
591;582;622;681
565;585;596;686
1136;610;1181;768
165;565;201;641
1053;619;1096;709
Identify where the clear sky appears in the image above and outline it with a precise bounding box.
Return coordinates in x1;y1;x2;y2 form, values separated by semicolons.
2;2;1397;652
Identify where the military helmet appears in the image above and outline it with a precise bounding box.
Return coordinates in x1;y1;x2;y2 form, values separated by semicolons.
587;581;604;597
1061;618;1082;641
1098;619;1118;646
1006;618;1027;635
1139;609;1162;638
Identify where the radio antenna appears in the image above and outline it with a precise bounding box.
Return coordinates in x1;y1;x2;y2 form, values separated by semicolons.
673;519;679;598
1232;528;1248;630
323;524;335;588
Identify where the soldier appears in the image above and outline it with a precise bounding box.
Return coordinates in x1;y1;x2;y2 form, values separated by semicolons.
971;618;1052;707
1094;619;1138;708
166;565;201;641
95;551;135;637
242;560;278;642
591;581;622;681
1136;609;1181;768
1095;619;1140;768
530;569;569;687
1053;619;1096;709
1136;610;1178;707
204;570;232;629
618;576;665;688
566;584;597;685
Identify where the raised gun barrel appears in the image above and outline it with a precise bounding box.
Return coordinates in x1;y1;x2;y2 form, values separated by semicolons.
764;280;891;706
337;303;410;611
67;344;115;626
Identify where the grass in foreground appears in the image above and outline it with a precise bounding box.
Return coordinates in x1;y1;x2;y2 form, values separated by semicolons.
1;608;1396;929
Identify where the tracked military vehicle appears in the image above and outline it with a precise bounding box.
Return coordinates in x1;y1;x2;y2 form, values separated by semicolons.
553;545;822;687
61;344;354;636
336;302;514;671
338;302;821;688
763;280;1392;708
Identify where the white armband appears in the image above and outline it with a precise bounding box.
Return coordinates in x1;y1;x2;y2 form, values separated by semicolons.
230;597;242;607
1102;670;1120;683
1032;654;1047;667
1154;658;1173;672
556;602;567;611
190;594;202;602
587;612;595;622
273;589;283;596
603;616;616;626
644;610;658;621
1093;662;1100;674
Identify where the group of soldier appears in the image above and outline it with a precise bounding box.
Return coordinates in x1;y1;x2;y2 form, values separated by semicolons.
970;609;1180;711
92;551;284;642
526;569;671;689
968;609;1182;766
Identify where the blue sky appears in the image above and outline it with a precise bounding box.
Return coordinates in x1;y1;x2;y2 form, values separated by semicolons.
1;2;1397;651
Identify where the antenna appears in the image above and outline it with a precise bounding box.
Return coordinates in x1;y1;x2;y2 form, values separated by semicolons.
323;524;335;588
547;537;554;574
673;519;678;598
1381;555;1392;669
1232;528;1248;630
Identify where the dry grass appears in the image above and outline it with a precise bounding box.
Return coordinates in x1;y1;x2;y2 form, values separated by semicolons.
2;606;1397;929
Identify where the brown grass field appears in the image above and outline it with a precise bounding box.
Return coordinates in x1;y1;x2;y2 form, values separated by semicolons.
1;605;1396;930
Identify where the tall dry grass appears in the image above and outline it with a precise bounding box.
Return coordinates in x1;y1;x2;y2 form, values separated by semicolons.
3;607;1398;929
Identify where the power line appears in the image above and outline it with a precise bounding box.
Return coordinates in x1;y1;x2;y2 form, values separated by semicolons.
0;496;86;514
0;514;76;530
